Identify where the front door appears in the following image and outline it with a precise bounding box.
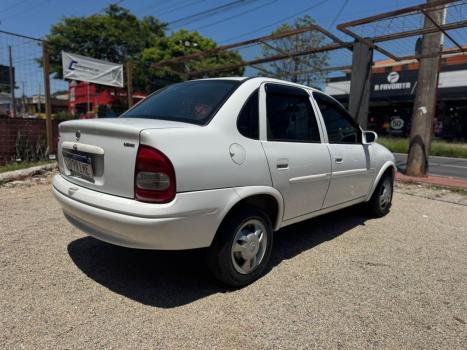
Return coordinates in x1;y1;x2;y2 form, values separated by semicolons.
260;83;331;220
312;92;373;208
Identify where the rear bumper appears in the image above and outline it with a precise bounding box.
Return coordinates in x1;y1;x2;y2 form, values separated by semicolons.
52;175;240;250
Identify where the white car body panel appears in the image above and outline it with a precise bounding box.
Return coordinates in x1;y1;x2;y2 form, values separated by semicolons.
323;143;373;207
258;82;332;220
53;77;396;250
260;141;332;220
53;175;241;249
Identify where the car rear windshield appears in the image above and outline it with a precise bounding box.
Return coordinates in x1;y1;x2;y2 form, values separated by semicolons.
122;80;241;125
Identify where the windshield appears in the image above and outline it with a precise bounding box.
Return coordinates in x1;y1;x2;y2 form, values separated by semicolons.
122;80;241;125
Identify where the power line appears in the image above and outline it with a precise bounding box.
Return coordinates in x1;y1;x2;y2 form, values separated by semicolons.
220;0;422;44
168;0;259;28
327;0;349;29
158;0;208;17
1;0;52;23
0;0;32;14
220;0;330;44
195;0;280;31
137;0;180;15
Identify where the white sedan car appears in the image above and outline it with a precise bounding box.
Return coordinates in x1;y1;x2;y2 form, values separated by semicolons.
53;77;395;286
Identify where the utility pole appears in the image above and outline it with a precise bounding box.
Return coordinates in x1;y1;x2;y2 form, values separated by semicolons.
406;0;444;176
8;45;16;118
42;41;53;155
126;60;133;108
21;81;26;116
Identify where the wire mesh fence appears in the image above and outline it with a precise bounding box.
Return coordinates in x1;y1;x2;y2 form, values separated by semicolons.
0;31;67;164
0;31;68;119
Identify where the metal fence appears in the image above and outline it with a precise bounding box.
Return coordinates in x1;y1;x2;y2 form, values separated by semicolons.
0;30;67;162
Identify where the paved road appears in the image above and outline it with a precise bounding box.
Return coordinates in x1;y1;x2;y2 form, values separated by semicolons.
1;178;466;349
394;153;467;180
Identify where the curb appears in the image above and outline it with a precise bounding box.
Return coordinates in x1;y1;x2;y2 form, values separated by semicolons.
393;152;467;161
396;171;467;190
0;162;57;185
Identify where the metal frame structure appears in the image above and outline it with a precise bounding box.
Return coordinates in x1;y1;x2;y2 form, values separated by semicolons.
337;0;467;61
151;23;353;78
151;0;467;78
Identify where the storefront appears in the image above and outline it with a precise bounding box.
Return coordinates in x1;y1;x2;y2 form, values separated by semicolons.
325;53;467;141
68;81;147;118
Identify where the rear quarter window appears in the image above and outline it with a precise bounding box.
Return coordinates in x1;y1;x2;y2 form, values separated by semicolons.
237;89;259;139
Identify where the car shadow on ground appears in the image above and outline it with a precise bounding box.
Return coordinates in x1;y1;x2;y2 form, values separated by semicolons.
67;205;368;308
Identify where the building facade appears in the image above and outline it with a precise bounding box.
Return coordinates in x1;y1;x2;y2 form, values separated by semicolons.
325;52;467;141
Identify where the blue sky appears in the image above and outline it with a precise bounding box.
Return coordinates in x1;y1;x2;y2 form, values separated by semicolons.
0;0;425;95
1;0;423;44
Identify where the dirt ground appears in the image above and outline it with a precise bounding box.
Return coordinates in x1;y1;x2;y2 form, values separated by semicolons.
1;173;466;349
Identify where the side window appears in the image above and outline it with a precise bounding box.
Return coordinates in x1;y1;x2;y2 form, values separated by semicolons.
266;84;320;143
314;92;361;144
237;89;259;139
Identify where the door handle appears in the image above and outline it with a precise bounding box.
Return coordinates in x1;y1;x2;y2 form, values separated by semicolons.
276;159;289;169
335;157;343;164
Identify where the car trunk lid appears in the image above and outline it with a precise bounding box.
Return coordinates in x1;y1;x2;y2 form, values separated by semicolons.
58;118;194;198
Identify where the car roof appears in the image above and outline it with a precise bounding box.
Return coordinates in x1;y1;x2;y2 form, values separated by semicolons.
192;76;321;92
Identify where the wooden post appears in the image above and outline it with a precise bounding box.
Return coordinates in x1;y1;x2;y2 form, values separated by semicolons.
348;40;373;129
8;46;16;118
406;0;444;176
42;41;53;155
127;60;133;108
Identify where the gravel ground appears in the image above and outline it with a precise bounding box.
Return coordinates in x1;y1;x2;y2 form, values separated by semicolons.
1;175;466;349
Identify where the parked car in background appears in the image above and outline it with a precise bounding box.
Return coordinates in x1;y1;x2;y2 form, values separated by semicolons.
52;77;396;287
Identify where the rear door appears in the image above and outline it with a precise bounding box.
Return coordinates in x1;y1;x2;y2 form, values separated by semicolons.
312;92;373;208
260;83;331;221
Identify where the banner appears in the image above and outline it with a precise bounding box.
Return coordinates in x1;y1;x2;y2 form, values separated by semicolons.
62;51;123;87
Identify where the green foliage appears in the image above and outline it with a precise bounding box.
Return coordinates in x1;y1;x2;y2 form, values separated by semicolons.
45;4;166;78
136;30;245;91
53;111;75;120
378;137;467;159
15;132;48;163
260;16;329;87
45;6;245;92
0;160;54;174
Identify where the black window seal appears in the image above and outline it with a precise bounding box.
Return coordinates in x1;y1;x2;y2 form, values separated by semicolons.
236;88;260;140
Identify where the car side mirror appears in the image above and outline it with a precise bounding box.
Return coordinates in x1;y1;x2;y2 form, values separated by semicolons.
362;131;378;144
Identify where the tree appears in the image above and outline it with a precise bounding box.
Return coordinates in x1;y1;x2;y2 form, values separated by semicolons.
136;30;245;91
259;16;329;87
45;4;166;78
44;6;245;92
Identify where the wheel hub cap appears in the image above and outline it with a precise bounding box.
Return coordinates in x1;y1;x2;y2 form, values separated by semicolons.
379;180;392;208
231;219;267;275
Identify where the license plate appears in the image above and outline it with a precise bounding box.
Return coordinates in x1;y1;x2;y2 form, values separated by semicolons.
63;150;94;180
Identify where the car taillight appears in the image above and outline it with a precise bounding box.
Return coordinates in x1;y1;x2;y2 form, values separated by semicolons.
134;145;176;203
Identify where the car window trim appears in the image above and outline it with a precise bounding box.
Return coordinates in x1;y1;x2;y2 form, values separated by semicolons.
264;83;322;144
312;91;363;144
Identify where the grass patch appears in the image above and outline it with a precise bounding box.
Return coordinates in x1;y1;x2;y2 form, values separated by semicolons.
0;160;55;174
378;137;467;159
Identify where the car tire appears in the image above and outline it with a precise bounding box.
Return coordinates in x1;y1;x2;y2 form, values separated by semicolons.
206;207;274;288
367;173;394;217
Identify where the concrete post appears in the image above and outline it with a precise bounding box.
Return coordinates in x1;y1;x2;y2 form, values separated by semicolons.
348;40;373;129
406;0;444;177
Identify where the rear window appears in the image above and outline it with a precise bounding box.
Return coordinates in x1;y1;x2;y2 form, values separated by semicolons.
122;80;241;125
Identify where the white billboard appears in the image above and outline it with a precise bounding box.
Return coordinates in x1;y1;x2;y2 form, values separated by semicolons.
62;51;123;87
